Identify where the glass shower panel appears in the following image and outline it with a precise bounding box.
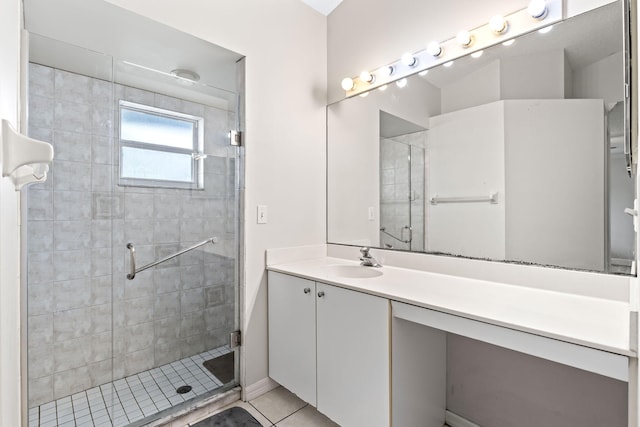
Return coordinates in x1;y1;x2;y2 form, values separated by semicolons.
25;33;118;426
111;58;240;425
409;144;425;252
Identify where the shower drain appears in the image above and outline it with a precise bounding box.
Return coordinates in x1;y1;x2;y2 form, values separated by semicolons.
176;385;192;394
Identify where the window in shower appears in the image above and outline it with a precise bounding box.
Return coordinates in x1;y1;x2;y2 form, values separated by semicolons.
119;100;204;189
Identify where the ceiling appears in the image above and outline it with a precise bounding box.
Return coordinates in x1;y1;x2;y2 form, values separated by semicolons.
300;0;343;15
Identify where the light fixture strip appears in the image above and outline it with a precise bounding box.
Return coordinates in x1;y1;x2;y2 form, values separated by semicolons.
343;0;562;97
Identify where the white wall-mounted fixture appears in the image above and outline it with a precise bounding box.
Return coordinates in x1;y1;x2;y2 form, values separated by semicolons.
489;15;509;34
528;0;548;19
339;0;562;97
1;119;54;190
359;71;375;84
456;30;473;47
341;77;355;91
401;53;418;67
427;41;443;57
169;68;200;82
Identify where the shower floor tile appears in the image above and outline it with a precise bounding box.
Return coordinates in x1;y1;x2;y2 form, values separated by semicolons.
29;345;233;427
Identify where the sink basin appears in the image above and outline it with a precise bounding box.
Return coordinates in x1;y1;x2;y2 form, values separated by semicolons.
327;265;383;279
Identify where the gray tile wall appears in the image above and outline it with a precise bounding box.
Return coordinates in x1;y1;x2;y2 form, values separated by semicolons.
27;63;237;407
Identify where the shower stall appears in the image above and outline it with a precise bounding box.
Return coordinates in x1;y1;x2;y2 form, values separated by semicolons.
23;3;244;425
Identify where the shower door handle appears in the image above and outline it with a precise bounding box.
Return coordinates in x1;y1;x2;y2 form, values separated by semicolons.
126;243;136;280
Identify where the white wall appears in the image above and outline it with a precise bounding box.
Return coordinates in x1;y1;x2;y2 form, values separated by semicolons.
504;99;606;271
0;0;23;425
441;60;500;114
500;49;568;99
573;52;624;105
104;0;327;389
427;101;506;259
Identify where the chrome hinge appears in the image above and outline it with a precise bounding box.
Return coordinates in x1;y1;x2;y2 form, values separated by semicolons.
229;130;242;146
624;199;639;232
229;330;241;348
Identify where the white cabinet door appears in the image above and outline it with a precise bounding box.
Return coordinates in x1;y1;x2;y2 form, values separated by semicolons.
268;272;317;405
316;282;390;427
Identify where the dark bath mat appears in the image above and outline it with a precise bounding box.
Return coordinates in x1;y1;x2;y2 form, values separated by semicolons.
203;352;235;384
191;406;262;427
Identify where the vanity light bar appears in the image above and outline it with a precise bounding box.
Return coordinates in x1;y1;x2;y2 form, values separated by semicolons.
341;0;562;97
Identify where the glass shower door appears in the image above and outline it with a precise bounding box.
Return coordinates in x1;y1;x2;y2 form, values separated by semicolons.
109;58;241;425
380;134;425;251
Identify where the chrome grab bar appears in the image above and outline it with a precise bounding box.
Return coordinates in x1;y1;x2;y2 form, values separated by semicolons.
126;237;218;280
430;192;498;205
126;243;136;279
380;226;411;244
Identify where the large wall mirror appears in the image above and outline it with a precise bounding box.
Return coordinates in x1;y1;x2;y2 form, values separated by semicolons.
327;0;635;275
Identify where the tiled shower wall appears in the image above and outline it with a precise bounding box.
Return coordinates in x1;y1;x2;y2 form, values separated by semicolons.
380;132;426;252
26;63;237;407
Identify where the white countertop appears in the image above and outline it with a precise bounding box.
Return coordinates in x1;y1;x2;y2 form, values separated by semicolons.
267;257;633;356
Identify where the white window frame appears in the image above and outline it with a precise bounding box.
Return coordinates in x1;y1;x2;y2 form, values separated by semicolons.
118;100;204;189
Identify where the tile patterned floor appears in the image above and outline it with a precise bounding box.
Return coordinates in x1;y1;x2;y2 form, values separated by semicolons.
188;386;340;427
200;387;449;427
29;346;233;427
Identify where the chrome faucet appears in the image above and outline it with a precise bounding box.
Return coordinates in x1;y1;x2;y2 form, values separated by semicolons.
360;247;382;267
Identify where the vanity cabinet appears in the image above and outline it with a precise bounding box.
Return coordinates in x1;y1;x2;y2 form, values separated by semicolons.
268;271;390;427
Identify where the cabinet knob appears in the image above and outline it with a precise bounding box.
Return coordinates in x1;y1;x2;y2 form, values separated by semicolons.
303;288;311;294
317;291;325;298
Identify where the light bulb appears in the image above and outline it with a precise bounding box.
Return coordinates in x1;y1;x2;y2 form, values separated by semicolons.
359;71;375;83
396;78;408;88
359;92;369;98
528;0;547;19
401;53;417;67
379;85;388;91
456;30;473;47
489;15;508;34
471;50;484;59
341;77;355;91
538;25;553;34
502;39;515;46
443;61;454;68
381;65;395;76
419;70;429;76
427;41;442;57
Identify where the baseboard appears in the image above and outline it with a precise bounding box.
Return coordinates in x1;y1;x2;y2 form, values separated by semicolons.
243;377;280;401
445;410;482;427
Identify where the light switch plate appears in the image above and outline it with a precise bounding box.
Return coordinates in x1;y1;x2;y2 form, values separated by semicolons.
257;205;268;224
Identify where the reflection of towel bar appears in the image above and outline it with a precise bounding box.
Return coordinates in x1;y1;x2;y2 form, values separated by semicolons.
430;192;498;205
